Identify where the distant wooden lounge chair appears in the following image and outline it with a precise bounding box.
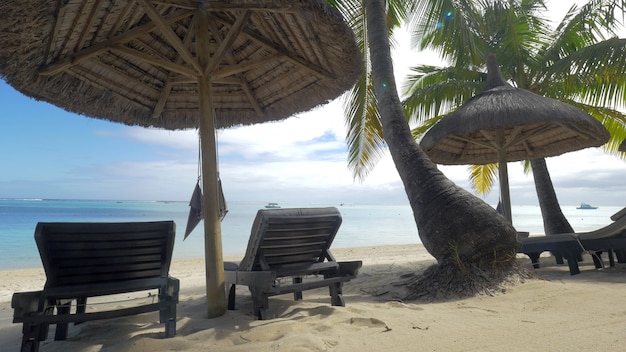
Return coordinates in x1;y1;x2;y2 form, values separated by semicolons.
12;221;180;352
519;207;626;275
225;207;362;320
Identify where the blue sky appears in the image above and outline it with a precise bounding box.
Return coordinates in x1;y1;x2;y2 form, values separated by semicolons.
1;0;625;206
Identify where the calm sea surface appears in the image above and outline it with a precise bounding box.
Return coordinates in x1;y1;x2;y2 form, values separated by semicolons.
0;199;621;269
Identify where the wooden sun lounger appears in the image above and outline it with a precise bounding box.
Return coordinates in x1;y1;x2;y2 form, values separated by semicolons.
12;221;179;352
518;235;584;274
225;207;362;320
519;207;626;275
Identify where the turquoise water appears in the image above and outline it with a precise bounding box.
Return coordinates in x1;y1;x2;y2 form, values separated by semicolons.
0;199;620;269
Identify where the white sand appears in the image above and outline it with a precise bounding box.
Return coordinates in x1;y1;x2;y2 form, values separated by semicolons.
1;244;625;351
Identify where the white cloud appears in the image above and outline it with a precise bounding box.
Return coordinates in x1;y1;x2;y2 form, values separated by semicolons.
124;127;199;151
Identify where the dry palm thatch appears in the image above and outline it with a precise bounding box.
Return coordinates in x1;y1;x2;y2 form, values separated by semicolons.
421;54;609;222
421;55;608;165
0;0;361;130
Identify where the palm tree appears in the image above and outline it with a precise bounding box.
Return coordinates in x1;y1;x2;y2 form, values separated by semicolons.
360;0;524;300
403;0;626;235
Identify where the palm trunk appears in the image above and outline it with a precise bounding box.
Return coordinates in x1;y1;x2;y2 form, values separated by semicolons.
365;0;521;298
531;158;574;234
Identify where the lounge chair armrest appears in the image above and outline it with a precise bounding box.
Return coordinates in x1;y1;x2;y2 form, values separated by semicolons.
12;291;45;322
338;261;362;277
275;262;340;277
225;270;276;290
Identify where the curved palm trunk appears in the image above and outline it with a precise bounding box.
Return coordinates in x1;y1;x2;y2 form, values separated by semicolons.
531;158;574;235
365;0;520;298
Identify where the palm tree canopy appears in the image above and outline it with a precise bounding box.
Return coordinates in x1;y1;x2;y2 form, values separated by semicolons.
404;0;626;195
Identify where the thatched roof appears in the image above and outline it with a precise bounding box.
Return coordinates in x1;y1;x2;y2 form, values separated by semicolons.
420;55;609;165
0;0;361;130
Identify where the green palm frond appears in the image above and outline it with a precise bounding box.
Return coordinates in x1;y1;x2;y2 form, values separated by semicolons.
522;160;532;175
468;163;498;195
547;39;626;107
402;65;484;124
540;0;625;68
560;100;626;158
331;0;415;181
408;0;486;67
342;70;387;181
410;114;445;140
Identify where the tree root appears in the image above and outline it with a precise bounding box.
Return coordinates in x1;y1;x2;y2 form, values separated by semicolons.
400;260;536;302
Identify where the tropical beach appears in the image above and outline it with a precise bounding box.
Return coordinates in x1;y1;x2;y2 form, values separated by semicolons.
1;244;625;351
1;0;626;350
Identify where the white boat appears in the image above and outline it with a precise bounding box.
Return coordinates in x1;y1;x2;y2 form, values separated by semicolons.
576;202;598;209
265;202;281;209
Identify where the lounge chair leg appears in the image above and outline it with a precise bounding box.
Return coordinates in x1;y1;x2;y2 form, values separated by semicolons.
591;251;604;269
329;283;345;307
159;301;177;338
293;277;303;301
159;279;178;338
526;253;541;268
564;254;581;275
257;307;268;320
21;338;39;352
21;322;47;352
54;300;71;340
250;288;269;320
164;317;176;338
553;252;564;265
227;284;237;310
73;297;87;326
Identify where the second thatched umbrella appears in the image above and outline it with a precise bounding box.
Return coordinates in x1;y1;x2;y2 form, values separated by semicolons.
421;55;609;223
0;0;361;317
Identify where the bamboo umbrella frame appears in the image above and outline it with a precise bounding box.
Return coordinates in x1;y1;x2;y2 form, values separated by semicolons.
0;0;361;318
421;55;609;223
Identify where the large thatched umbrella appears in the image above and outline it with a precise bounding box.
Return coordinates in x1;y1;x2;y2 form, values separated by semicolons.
0;0;361;317
421;55;609;223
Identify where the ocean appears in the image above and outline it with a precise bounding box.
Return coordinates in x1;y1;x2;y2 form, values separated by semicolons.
0;199;621;270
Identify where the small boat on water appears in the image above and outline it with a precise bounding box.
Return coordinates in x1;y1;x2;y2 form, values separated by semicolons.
576;202;598;209
265;202;281;209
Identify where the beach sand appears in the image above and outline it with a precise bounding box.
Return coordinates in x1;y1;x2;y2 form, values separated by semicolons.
1;244;625;351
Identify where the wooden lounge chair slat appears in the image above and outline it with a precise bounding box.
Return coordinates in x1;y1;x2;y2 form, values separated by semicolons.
262;241;327;249
46;238;166;250
16;302;163;324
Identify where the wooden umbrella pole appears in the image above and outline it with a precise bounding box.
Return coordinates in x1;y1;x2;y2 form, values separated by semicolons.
496;130;512;224
197;9;226;318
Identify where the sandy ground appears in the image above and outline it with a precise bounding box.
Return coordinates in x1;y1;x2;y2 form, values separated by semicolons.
1;244;625;351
